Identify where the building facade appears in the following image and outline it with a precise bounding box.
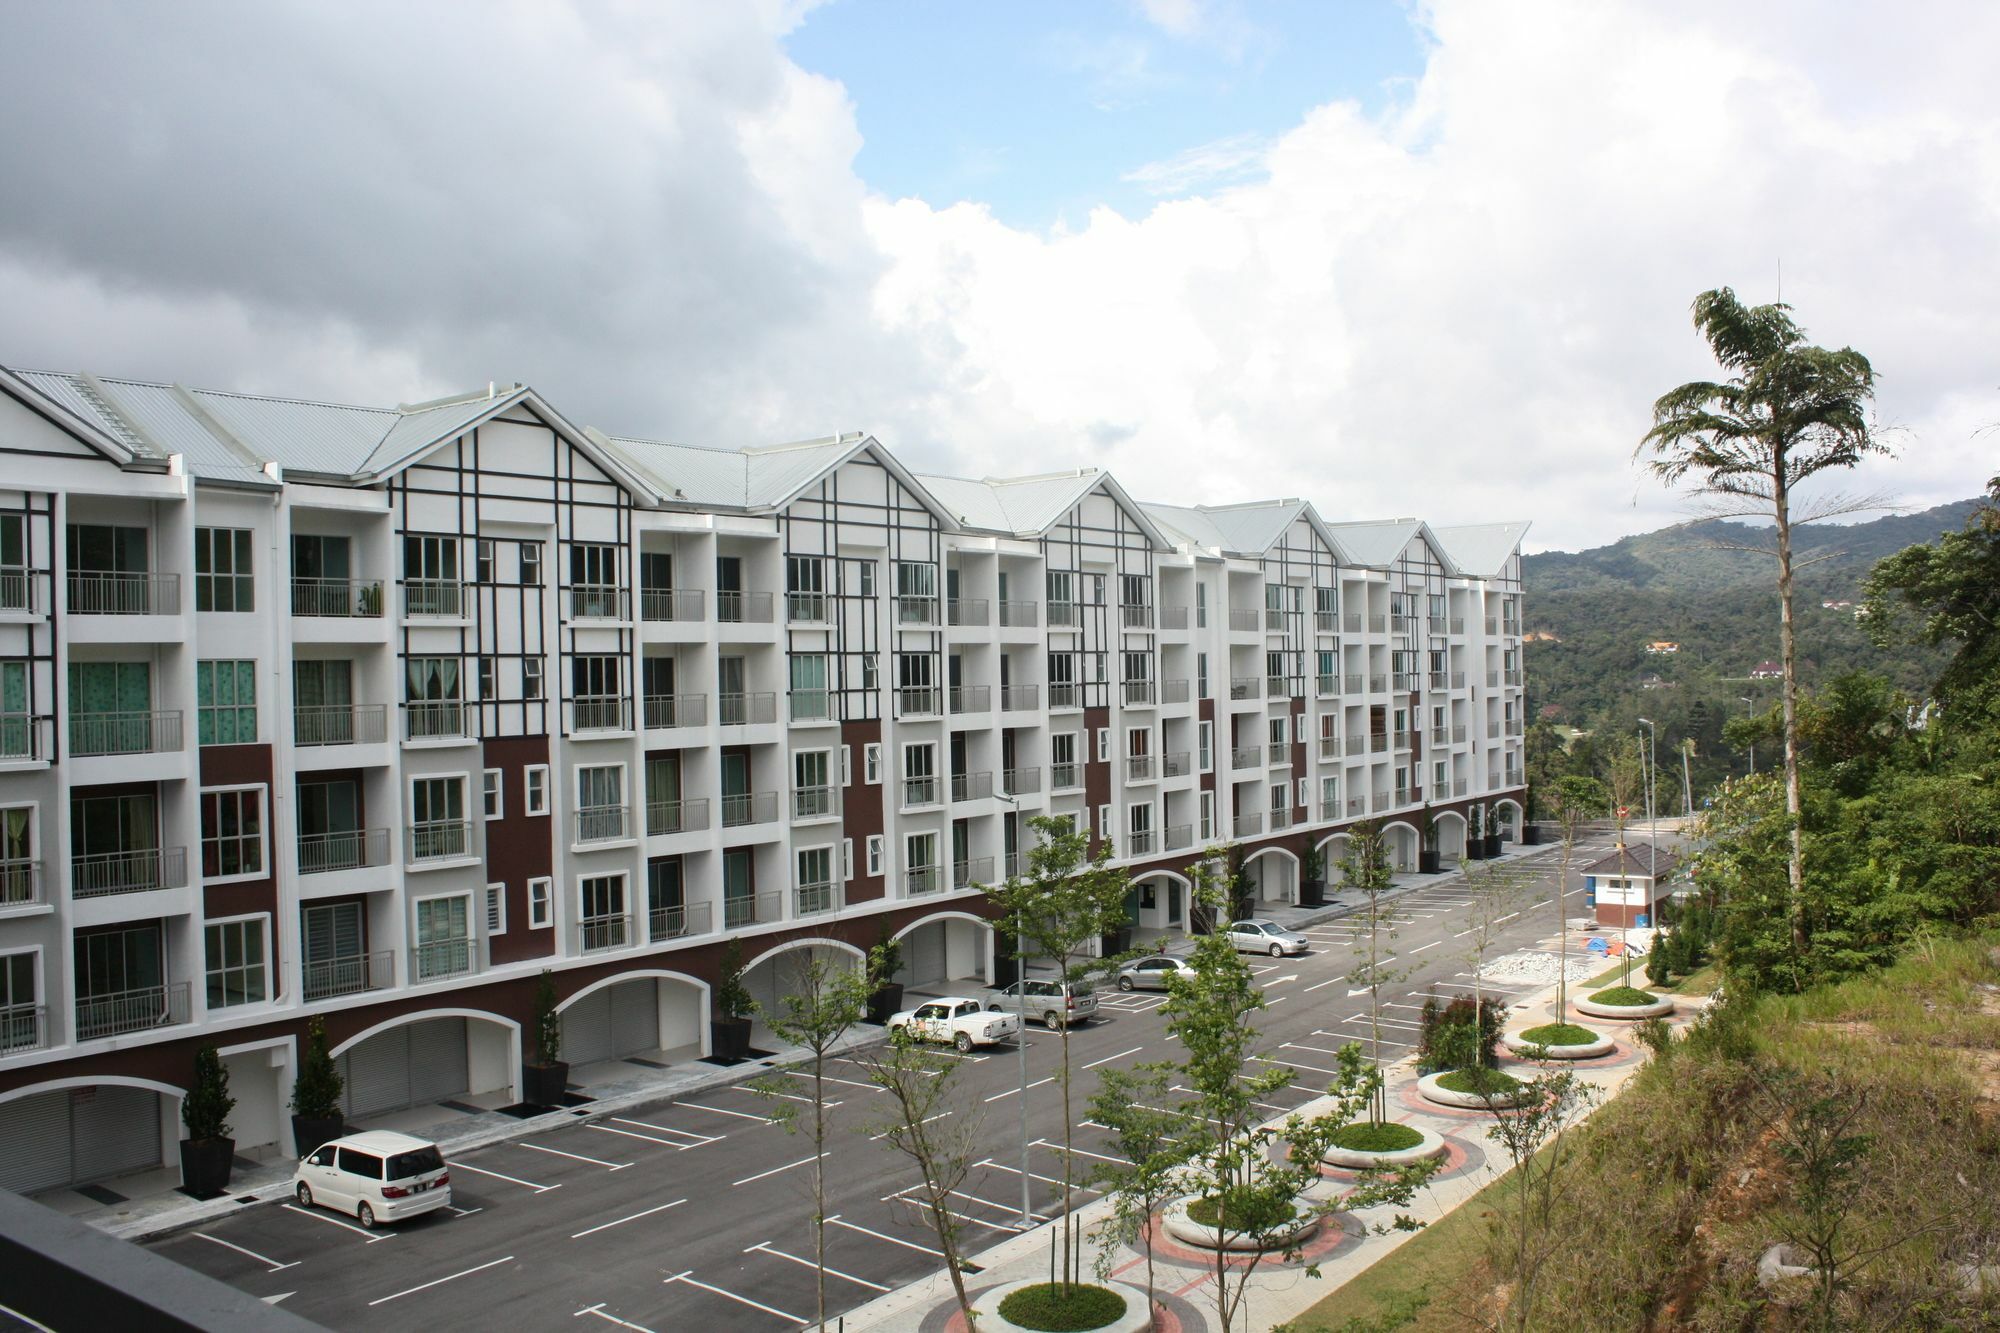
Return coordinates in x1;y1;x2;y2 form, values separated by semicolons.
0;367;1527;1194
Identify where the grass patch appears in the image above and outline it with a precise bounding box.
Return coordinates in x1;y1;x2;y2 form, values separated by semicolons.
1517;1022;1599;1047
1588;986;1659;1007
1668;962;1723;995
1331;1121;1425;1153
1584;959;1636;988
1186;1194;1295;1231
1436;1067;1524;1096
998;1282;1127;1331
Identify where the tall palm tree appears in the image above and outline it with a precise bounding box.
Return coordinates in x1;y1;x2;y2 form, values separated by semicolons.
1637;288;1881;980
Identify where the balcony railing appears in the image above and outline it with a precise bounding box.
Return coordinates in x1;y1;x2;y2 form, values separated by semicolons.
952;856;995;890
1505;718;1524;736
796;881;842;917
1449;617;1465;634
717;590;776;624
950;770;993;803
1394;787;1417;806
575;805;628;844
1162;751;1191;778
1347;797;1367;816
720;792;779;828
1002;766;1040;795
1391;614;1413;632
1505;670;1524;687
1368;614;1386;633
1319;799;1342;822
1371;789;1392;813
292;577;385;618
1393;673;1417;692
1366;673;1386;693
1232;812;1263;838
1227;608;1261;633
1229;677;1260;701
947;597;989;627
1000;684;1038;712
1;1003;48;1054
649;900;712;943
902;777;940;808
1316;611;1338;634
895;686;942;718
1318;736;1340;760
1269;809;1293;830
302;950;394;1001
1485;617;1500;634
68;570;180;616
647;797;711;837
1266;676;1287;699
403;700;467;741
948;684;990;715
1047;682;1080;710
0;714;50;763
1161;605;1190;630
999;599;1039;628
1125;754;1155;782
1343;733;1363;754
1454;778;1468;797
1504;768;1525;786
297;828;390;874
566;585;629;621
1432;725;1449;744
403;580;465;618
0;858;41;907
1265;607;1286;631
1453;724;1468;743
1003;851;1025;878
644;693;706;729
1343;673;1362;694
1393;730;1410;750
569;695;632;734
1451;671;1467;689
718;692;778;726
1344;613;1363;633
1269;748;1293;769
1126;828;1157;856
412;937;475;982
74;981;190;1041
71;846;187;898
1488;719;1502;738
1122;680;1156;706
793;785;839;821
1165;824;1193;851
578;915;629;954
790;689;832;723
896;595;938;626
70;710;182;757
409;820;472;862
1047;602;1078;629
294;703;388;747
1050;762;1080;791
787;592;829;624
1370;733;1389;753
723;891;782;929
1231;745;1262;769
0;568;39;615
1316;674;1337;697
1161;678;1190;704
1120;603;1154;629
640;588;705;622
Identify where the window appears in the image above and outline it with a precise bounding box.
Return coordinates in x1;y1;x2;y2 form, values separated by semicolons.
863;743;882;784
196;660;257;745
520;542;542;585
1270;784;1288;814
528;877;552;928
523;656;544;700
794;750;833;818
579;873;627;948
414;894;472;979
1298;778;1310;807
1096;728;1110;762
1097;804;1111;841
839;745;851;787
482;769;503;819
478;656;496;701
1197;653;1209;699
841;839;853;880
0;808;34;905
1200;791;1215;842
194;528;253;613
865;835;883;877
0;515;25;612
857;561;875;597
486;884;507;934
524;765;550;816
200;787;265;880
1196;582;1208;628
1;950;38;1051
475;538;495;584
1269;716;1288;748
902;742;937;806
1052;732;1078;789
203;916;268;1008
1197;721;1213;773
797;847;835;912
409;776;468;860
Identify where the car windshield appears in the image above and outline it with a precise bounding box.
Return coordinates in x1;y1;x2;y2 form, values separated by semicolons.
387;1146;444;1179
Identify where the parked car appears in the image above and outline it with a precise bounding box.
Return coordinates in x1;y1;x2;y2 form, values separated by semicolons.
888;997;1023;1051
1224;919;1310;957
1113;955;1199;991
292;1130;450;1229
980;978;1099;1028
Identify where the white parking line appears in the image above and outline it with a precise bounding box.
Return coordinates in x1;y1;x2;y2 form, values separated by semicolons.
754;1087;844;1106
747;1241;890;1291
1251;1054;1341;1077
678;1101;773;1122
1302;976;1345;993
611;1116;719;1145
521;1142;631;1171
280;1203;391;1243
775;1068;881;1092
1341;1014;1424;1030
574;1304;655;1331
890;1195;1023;1234
571;1199;687;1239
192;1232;298;1272
1412;940;1441;952
664;1272;805;1325
827;1213;944;1256
588;1124;695;1150
733;1155;816;1187
368;1255;513;1306
453;1161;561;1192
869;1109;953;1142
986;1076;1054;1102
977;1159;1100;1193
1081;1045;1144;1069
1033;1138;1130;1166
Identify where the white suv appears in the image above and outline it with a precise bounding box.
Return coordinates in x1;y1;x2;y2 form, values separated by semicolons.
293;1130;451;1229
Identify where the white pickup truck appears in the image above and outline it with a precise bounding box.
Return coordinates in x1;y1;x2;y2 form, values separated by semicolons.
887;997;1021;1052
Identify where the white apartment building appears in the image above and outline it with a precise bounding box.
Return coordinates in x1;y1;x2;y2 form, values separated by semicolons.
0;366;1526;1195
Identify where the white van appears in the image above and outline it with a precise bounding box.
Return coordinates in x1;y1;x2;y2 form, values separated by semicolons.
292;1130;451;1229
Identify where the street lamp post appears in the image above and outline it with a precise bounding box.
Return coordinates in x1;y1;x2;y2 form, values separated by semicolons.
994;788;1033;1228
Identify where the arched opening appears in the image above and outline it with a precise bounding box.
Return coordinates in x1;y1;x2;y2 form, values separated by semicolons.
1128;870;1192;938
1381;821;1420;873
333;1008;520;1124
560;970;709;1082
1435;811;1469;860
1492;800;1522;842
741;939;867;1049
1318;834;1351;886
0;1077;184;1197
1243;847;1300;908
892;912;995;996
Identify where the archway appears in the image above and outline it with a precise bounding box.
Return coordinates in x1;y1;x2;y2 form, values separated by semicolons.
892;911;995;993
560;969;709;1072
0;1076;184;1196
1317;834;1351;886
1129;870;1192;931
1243;847;1300;907
1434;811;1469;860
741;938;867;1046
1491;799;1523;842
1381;821;1420;873
332;1007;520;1120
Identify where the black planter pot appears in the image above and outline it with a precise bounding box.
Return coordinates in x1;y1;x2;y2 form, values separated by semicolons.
179;1136;234;1197
1101;927;1134;957
1464;838;1487;860
866;982;905;1025
1484;834;1504;858
1299;878;1326;907
711;1017;753;1062
1522;824;1543;846
291;1114;345;1157
522;1060;570;1107
1418;850;1442;875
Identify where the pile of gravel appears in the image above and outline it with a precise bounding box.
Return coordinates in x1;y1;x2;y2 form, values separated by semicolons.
1477;951;1599;986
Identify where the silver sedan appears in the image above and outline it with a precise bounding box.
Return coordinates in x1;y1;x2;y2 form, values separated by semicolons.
1224;919;1311;957
1113;955;1199;991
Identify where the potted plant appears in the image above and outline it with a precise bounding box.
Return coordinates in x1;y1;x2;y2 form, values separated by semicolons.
1521;783;1542;844
865;923;905;1025
1484;805;1506;858
711;938;754;1061
1417;810;1442;875
180;1045;235;1198
1299;844;1326;907
1464;803;1487;860
522;969;569;1106
289;1017;345;1156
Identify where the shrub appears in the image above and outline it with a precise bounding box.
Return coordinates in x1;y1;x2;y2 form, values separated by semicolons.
1418;993;1506;1073
715;939;753;1019
183;1046;234;1142
1645;931;1671;986
1519;1022;1599;1047
290;1017;343;1118
1590;986;1660;1007
530;969;561;1064
1330;1121;1425;1153
997;1282;1127;1332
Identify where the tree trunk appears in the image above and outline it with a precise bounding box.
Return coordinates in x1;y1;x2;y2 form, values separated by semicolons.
1773;462;1809;977
1060;1015;1074;1289
813;1059;827;1331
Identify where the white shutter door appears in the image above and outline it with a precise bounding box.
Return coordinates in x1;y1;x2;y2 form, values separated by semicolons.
562;987;615;1066
340;1028;411;1118
72;1085;160;1182
609;980;658;1057
908;925;946;988
0;1090;74;1194
407;1018;468;1105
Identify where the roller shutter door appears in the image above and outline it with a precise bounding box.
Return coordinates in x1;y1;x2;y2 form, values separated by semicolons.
0;1090;75;1194
72;1085;161;1183
905;925;946;988
609;981;658;1057
338;1018;469;1118
562;988;616;1066
409;1019;468;1106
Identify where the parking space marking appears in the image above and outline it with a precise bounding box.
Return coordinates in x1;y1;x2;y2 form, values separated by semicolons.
611;1116;720;1146
1033;1138;1130;1166
521;1142;631;1171
453;1161;561;1193
827;1213;944;1257
985;1076;1054;1102
368;1254;513;1306
571;1198;687;1239
732;1155;817;1187
679;1100;775;1123
587;1123;694;1150
1412;940;1441;952
1301;976;1345;993
774;1068;881;1092
1082;1045;1144;1069
746;1241;891;1291
869;1109;953;1142
192;1232;299;1273
446;1205;483;1217
665;1271;806;1324
280;1203;392;1242
977;1159;1100;1193
890;1194;1023;1234
574;1304;656;1331
1252;1054;1341;1077
753;1086;845;1106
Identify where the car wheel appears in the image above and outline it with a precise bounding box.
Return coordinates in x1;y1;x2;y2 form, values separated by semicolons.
1043;1011;1063;1030
1270;943;1283;957
356;1201;376;1230
295;1183;313;1209
1118;976;1135;992
954;1032;973;1053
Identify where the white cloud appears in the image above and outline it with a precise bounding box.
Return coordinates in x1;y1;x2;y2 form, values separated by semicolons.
1122;133;1270;196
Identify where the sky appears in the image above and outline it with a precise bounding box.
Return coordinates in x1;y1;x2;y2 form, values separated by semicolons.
0;0;1994;552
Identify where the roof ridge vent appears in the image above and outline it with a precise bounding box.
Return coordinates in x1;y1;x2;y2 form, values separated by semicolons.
397;384;522;414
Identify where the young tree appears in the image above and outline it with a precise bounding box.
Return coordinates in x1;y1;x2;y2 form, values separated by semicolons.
1456;854;1533;1051
1339;819;1402;1125
1639;287;1883;978
1481;1066;1600;1332
750;946;875;1332
1548;775;1606;1017
1085;1062;1194;1325
983;813;1134;1290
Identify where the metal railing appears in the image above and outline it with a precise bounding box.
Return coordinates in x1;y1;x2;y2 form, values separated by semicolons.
1269;809;1293;830
0;858;40;907
1003;852;1025;878
951;770;993;803
723;891;782;929
1165;824;1193;851
566;585;629;620
1345;732;1365;754
1453;724;1467;742
1393;673;1417;692
999;599;1038;628
952;857;995;890
297;828;389;874
1316;674;1337;697
1162;751;1191;778
1429;671;1449;689
793;785;839;820
0;568;38;615
1266;607;1286;631
1368;614;1386;633
1318;736;1340;760
647;797;711;836
1050;762;1080;790
1161;605;1190;630
1450;617;1465;634
1319;799;1342;822
905;865;945;896
0;714;50;762
1392;730;1410;750
569;696;631;733
578;915;629;953
641;588;705;622
70;710;182;757
1227;608;1261;632
1047;602;1078;628
1120;604;1154;629
1367;673;1387;693
71;846;187;897
1231;745;1262;769
412;937;475;982
1122;680;1156;706
1451;671;1467;689
1391;614;1413;632
1344;613;1362;633
67;570;180;615
1126;828;1156;856
649;900;712;943
947;597;989;627
575;805;628;844
786;592;829;624
948;684;990;714
1161;678;1190;704
1003;766;1041;795
720;792;779;827
1505;717;1524;735
1395;787;1418;806
403;700;467;741
74;982;189;1041
1343;673;1363;694
790;689;832;723
895;686;942;718
1316;611;1338;633
1432;725;1449;744
717;590;776;624
1348;797;1367;816
902;777;939;808
1505;670;1524;687
302;950;394;1001
1488;719;1501;738
1000;684;1038;712
294;703;388;747
896;595;938;626
718;692;777;726
1269;747;1292;769
1125;754;1155;782
1454;778;1468;797
644;693;706;729
403;580;464;618
408;820;472;862
1229;677;1260;701
1370;733;1389;753
1504;768;1525;786
1371;789;1391;813
1485;618;1500;634
1047;682;1080;709
292;577;385;618
1232;812;1263;838
1266;676;1287;699
1;1002;47;1054
796;881;842;916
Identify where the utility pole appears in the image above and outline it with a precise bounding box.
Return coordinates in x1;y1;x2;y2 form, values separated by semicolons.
1680;739;1694;818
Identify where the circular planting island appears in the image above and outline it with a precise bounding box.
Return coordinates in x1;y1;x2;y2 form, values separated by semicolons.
1419;1068;1535;1109
1320;1119;1447;1169
970;1279;1154;1333
1504;1022;1616;1060
1574;986;1676;1020
1162;1195;1320;1252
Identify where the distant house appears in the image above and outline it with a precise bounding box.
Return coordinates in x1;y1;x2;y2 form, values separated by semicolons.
1585;844;1681;929
1639;673;1672;691
1750;661;1783;679
1821;599;1853;610
1645;640;1680;654
1524;630;1562;643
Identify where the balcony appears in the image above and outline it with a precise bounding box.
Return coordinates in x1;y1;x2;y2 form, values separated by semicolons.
1486;617;1500;634
1504;767;1525;786
68;571;180;616
1505;670;1525;687
403;580;465;618
303;950;394;1001
1160;678;1190;705
718;692;778;726
895;686;942;719
70;711;183;758
71;846;188;898
1269;809;1293;830
649;900;712;943
578;914;629;954
1316;674;1337;697
292;577;385;618
0;858;41;908
1393;730;1411;750
1266;676;1287;699
790;689;832;723
641;588;705;622
1368;673;1388;694
796;880;842;917
1453;724;1468;743
566;585;629;621
1050;762;1080;791
1003;851;1025;878
1000;684;1038;712
1002;766;1040;795
1265;607;1286;631
1268;748;1292;770
1047;683;1080;710
896;596;938;627
0;567;41;615
1454;778;1468;797
999;600;1039;628
905;865;945;897
1368;614;1386;633
1506;718;1524;736
952;856;995;890
1394;787;1417;806
1227;608;1261;633
1432;725;1449;744
1127;828;1156;856
643;693;706;730
1125;754;1155;783
786;591;829;624
1047;602;1078;629
1391;614;1413;632
1370;733;1389;754
1120;603;1154;630
1344;673;1363;694
1371;789;1392;813
1487;671;1501;688
74;981;190;1041
1347;797;1367;817
294;704;388;748
1450;617;1466;634
717;590;776;624
1346;733;1365;754
1394;673;1417;692
1232;812;1263;838
1343;613;1362;633
2;1003;47;1054
0;715;51;763
948;684;990;716
947;597;989;627
1488;719;1501;739
575;805;628;845
1319;799;1342;822
902;776;940;808
792;785;839;821
412;937;476;982
1165;824;1193;851
1162;751;1191;778
1316;611;1338;634
297;828;390;875
1122;680;1156;707
1230;745;1262;769
403;700;468;742
723;891;783;930
1318;736;1340;760
950;770;993;803
647;797;712;837
720;792;779;828
409;820;472;863
1229;677;1260;701
569;696;633;734
1160;605;1190;630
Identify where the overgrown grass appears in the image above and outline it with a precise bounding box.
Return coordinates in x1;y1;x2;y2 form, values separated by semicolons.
1330;1121;1425;1153
998;1282;1127;1331
1436;1067;1524;1096
1187;1194;1295;1231
1516;1022;1598;1046
1588;985;1659;1006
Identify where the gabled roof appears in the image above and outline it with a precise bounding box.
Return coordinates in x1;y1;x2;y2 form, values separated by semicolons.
0;366;155;468
1140;497;1352;563
914;467;1170;547
604;431;961;529
1431;521;1531;578
1583;844;1682;880
1323;517;1463;575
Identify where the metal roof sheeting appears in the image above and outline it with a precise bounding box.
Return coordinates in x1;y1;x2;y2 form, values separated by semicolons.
1432;522;1531;577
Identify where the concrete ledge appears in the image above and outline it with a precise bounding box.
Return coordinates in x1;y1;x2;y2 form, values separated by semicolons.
969;1279;1152;1332
1417;1071;1535;1109
1321;1122;1448;1168
1503;1028;1615;1060
1161;1195;1319;1251
1575;994;1676;1020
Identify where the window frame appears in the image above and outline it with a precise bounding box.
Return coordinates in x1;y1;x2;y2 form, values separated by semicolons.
202;912;270;1010
524;765;550;817
865;834;883;877
199;784;268;883
195;659;258;747
485;883;507;935
482;768;503;820
194;527;255;614
527;876;553;929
